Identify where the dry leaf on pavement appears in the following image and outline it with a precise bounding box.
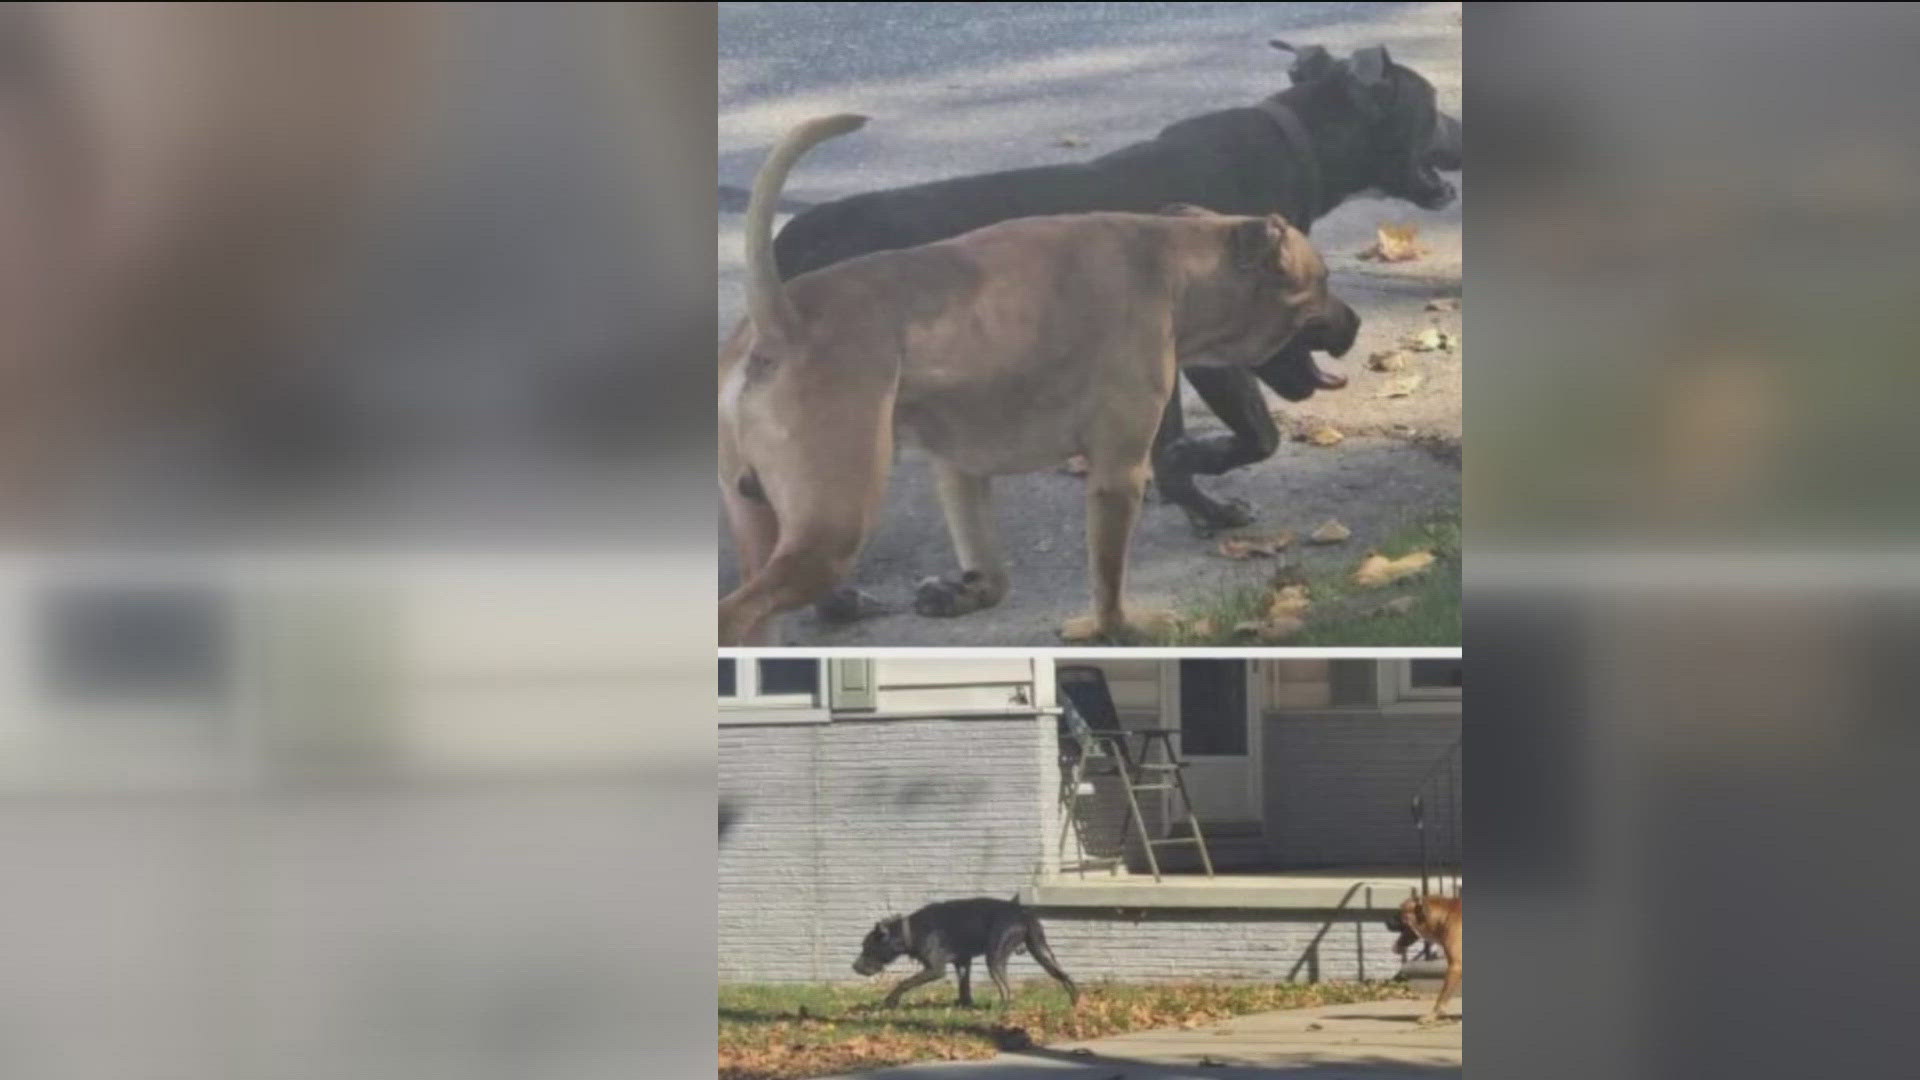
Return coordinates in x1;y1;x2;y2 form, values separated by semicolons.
1308;519;1352;545
1266;584;1312;619
1359;223;1423;262
1216;532;1294;559
1233;616;1305;642
1377;373;1425;398
1351;551;1437;588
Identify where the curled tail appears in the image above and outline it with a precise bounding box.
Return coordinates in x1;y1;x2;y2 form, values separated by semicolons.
744;114;868;344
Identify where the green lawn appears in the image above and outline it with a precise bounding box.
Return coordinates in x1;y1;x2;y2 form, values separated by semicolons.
719;979;1416;1080
1154;509;1462;647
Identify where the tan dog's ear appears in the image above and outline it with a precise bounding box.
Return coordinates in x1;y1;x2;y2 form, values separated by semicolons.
1231;215;1288;273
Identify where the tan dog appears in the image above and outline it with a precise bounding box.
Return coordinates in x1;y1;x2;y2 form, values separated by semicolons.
1392;893;1462;1025
718;115;1358;646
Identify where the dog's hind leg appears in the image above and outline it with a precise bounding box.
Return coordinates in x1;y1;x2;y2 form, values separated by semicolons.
984;946;1016;1010
719;517;865;646
913;461;1009;618
1022;920;1080;1006
718;387;895;645
720;485;782;643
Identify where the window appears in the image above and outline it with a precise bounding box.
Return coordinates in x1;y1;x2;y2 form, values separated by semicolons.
1398;659;1463;700
37;586;230;707
718;658;823;708
1178;659;1249;755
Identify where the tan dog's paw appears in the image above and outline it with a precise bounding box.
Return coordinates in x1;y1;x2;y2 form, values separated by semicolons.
1059;615;1103;642
1058;609;1180;643
1126;609;1181;638
1415;1013;1445;1027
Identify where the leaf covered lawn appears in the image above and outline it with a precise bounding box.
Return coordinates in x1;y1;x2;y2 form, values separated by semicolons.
719;979;1416;1080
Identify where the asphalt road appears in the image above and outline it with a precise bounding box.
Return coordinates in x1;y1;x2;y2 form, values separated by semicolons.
718;1;1463;646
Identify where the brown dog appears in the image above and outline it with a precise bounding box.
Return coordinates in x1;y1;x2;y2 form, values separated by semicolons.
717;115;1358;646
1392;893;1462;1025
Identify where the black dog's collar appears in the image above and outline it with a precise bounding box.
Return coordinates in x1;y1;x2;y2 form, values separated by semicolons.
1254;95;1321;227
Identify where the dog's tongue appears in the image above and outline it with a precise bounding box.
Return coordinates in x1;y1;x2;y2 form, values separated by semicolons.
1313;359;1349;390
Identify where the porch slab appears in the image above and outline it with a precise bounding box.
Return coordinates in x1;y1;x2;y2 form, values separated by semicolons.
1021;871;1450;913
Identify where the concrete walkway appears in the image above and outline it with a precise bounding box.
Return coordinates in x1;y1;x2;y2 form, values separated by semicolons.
820;997;1463;1078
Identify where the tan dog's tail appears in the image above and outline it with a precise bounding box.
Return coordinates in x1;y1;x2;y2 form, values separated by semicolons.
744;113;867;343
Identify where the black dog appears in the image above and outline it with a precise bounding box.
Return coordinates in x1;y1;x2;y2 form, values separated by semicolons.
773;42;1461;542
852;896;1079;1009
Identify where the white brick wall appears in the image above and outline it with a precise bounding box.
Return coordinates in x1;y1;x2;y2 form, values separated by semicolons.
718;715;1054;982
1265;714;1461;866
720;714;1418;986
1040;912;1405;984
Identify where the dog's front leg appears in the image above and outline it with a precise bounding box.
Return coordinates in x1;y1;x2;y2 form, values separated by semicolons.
1421;954;1460;1025
1062;454;1176;642
1152;367;1273;535
879;957;948;1006
1422;924;1461;1025
953;957;974;1008
913;461;1010;618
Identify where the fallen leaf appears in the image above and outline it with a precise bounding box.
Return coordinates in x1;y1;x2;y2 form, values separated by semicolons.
1187;617;1216;638
1034;537;1055;553
1309;519;1351;544
1307;1022;1325;1031
1232;616;1305;642
1377;373;1426;398
1424;297;1460;312
1371;595;1418;617
1267;584;1312;619
1367;349;1409;372
1305;424;1345;447
1061;455;1089;476
1407;327;1455;352
1351;550;1437;588
1359;223;1423;262
1215;532;1294;559
1055;134;1089;148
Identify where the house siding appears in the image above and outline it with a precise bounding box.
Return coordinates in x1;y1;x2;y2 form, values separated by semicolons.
718;661;1460;986
718;714;1056;983
1038;911;1404;983
1264;712;1461;866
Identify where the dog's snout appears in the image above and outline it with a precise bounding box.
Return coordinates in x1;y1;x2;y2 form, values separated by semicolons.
1428;113;1463;172
1322;298;1361;359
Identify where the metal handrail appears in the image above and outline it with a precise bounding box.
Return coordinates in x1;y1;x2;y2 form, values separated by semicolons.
1411;737;1462;901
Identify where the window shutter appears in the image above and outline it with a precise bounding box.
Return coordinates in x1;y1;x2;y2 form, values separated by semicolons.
828;658;876;711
